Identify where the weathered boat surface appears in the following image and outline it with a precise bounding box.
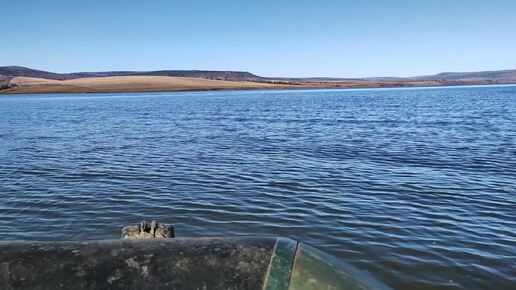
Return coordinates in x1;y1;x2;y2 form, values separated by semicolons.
0;237;390;290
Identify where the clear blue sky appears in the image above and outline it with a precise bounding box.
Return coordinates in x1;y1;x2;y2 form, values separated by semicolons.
1;0;516;78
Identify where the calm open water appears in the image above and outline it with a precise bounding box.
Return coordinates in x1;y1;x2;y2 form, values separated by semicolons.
0;85;515;290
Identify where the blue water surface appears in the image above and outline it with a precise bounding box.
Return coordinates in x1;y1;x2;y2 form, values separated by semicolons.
0;85;515;290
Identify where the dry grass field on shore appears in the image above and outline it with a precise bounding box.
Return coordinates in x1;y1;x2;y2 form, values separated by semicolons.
1;76;283;94
0;75;448;94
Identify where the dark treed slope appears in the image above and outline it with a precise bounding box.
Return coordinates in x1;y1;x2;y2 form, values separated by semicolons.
0;66;263;81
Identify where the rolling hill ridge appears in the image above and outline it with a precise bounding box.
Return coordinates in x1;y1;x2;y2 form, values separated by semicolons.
1;66;515;94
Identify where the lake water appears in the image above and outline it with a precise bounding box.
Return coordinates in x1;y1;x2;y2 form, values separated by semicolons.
0;85;515;290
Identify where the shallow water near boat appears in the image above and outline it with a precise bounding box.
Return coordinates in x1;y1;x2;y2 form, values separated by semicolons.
0;85;515;290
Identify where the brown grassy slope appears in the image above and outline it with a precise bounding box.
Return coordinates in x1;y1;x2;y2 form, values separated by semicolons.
2;76;284;94
0;75;454;94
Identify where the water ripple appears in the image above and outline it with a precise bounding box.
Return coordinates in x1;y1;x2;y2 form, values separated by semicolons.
0;86;515;290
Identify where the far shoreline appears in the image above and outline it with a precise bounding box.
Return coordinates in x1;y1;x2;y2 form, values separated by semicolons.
2;67;515;96
1;80;515;96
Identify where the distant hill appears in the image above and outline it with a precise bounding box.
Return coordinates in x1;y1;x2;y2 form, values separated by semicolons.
2;66;516;83
0;66;263;82
1;66;516;94
410;69;516;81
293;69;516;82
